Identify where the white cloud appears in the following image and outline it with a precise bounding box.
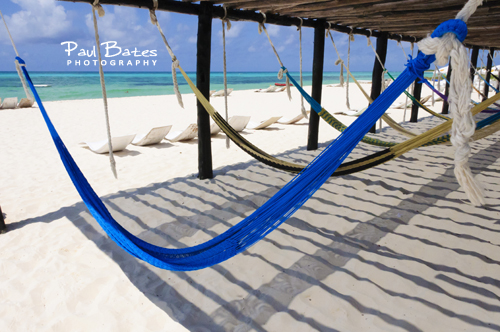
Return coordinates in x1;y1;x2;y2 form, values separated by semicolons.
225;22;245;39
248;45;256;52
177;23;190;32
85;6;156;48
1;0;72;44
284;34;295;45
188;36;197;43
266;25;280;37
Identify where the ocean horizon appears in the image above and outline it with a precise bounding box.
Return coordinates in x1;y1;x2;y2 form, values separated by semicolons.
0;70;400;102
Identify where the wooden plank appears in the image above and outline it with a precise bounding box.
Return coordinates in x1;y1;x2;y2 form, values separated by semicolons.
470;46;479;81
483;48;495;102
307;22;325;151
442;63;452;114
369;32;388;133
410;78;422;123
0;205;5;234
197;2;214;180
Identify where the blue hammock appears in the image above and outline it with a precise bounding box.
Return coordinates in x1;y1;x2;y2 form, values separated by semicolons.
17;20;465;271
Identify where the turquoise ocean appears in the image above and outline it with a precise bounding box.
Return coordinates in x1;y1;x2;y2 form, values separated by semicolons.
0;71;385;102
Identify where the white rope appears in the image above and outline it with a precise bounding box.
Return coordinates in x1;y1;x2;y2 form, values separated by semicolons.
222;7;231;148
91;3;117;178
431;64;437;106
418;0;485;205
366;31;384;128
149;0;184;108
15;60;33;101
346;31;353;110
298;18;308;119
398;39;411;120
258;12;292;101
0;10;33;102
366;31;387;94
327;24;344;87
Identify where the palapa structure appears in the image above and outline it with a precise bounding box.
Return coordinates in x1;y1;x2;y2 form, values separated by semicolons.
57;0;498;179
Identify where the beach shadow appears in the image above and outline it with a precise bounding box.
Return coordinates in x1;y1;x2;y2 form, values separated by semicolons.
8;114;500;331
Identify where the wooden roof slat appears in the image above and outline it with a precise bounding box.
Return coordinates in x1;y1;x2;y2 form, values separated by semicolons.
58;0;500;48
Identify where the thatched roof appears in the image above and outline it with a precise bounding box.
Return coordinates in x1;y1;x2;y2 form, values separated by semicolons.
60;0;500;48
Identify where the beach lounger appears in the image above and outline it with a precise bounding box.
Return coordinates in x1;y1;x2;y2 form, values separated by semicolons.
247;116;282;130
278;111;310;124
228;115;251;132
212;116;251;134
391;95;431;109
80;134;136;154
17;98;34;108
1;97;18;109
132;125;172;146
255;85;279;93
210;122;221;136
212;88;233;97
165;123;198;142
334;108;367;117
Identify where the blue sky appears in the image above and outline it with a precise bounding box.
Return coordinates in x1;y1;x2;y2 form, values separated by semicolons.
0;0;497;73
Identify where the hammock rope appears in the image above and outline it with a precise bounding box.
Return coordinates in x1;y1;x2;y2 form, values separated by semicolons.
258;12;292;100
0;10;33;103
298;18;308;119
326;24;344;87
419;0;485;205
149;0;184;108
222;6;231;148
91;1;117;178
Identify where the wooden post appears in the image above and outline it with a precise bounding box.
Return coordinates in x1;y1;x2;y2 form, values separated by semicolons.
470;46;479;81
369;32;388;133
442;63;452;114
196;1;213;179
410;78;422;122
0;206;5;234
307;22;325;151
483;48;495;102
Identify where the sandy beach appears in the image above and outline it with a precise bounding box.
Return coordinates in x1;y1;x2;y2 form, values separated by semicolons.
1;83;500;331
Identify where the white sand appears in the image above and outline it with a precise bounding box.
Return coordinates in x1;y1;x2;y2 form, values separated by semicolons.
1;83;500;331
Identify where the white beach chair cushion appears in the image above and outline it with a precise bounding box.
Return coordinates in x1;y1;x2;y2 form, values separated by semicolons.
132;126;172;146
247;116;282;130
165;123;198;142
81;134;136;154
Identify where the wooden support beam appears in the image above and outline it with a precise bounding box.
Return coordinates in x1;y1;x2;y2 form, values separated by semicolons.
369;32;388;134
442;63;452;114
410;78;422;123
307;22;325;151
58;0;423;44
483;48;495;102
197;2;214;180
0;206;5;234
470;45;479;81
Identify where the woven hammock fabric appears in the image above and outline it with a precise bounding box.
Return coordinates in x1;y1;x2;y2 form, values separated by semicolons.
16;48;437;271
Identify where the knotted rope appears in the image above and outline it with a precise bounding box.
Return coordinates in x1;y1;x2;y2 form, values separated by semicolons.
258;12;292;100
326;23;344;87
149;0;184;108
418;0;485;205
298;18;308;119
91;1;117;178
222;7;231;148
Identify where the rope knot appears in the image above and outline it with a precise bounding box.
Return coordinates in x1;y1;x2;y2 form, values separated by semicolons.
92;0;105;17
172;58;180;68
